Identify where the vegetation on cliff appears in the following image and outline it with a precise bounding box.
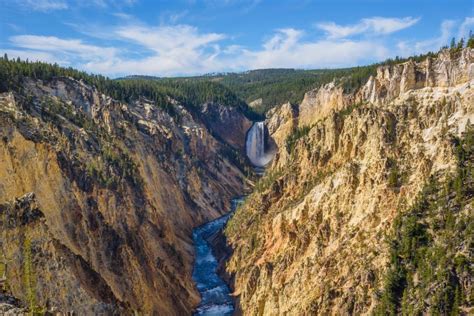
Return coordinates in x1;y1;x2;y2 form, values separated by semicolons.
376;126;474;315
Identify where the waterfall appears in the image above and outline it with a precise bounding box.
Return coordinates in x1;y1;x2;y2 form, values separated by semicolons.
246;122;272;167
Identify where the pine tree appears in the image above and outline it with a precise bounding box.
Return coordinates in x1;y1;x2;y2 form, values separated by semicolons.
468;30;474;48
450;37;456;49
451;286;461;316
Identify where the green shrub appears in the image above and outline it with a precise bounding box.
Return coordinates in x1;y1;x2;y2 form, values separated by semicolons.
23;236;37;312
338;102;361;117
375;126;474;315
285;125;312;153
387;158;403;188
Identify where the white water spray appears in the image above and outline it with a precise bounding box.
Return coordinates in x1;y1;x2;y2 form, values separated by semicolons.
246;122;273;167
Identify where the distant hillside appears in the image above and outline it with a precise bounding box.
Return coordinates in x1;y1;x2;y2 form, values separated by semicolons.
123;51;438;114
122;68;374;114
0;57;262;121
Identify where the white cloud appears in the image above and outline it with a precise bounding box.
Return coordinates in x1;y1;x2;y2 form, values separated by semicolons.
115;24;225;54
2;23;391;76
82;25;227;75
459;17;474;40
10;35;117;59
14;0;137;11
317;17;420;39
87;0;137;8
262;28;303;51
86;24;389;76
1;49;61;64
6;16;470;77
237;29;388;70
167;10;189;24
19;0;68;11
397;20;455;57
8;35;118;67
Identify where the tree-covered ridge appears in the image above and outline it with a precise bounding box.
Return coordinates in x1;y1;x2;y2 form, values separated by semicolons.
125;52;440;114
218;50;444;113
375;125;474;315
126;67;374;114
128;33;474;115
0;55;260;120
117;78;262;120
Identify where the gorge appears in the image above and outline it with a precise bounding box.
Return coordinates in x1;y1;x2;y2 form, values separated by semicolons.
192;121;273;315
0;45;473;316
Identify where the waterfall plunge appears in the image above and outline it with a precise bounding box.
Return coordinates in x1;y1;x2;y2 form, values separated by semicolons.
246;122;273;167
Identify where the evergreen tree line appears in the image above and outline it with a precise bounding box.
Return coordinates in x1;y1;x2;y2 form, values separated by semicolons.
162;31;474;113
375;125;474;315
0;55;260;119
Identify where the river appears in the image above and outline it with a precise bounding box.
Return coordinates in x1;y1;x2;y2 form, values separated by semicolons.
192;198;244;316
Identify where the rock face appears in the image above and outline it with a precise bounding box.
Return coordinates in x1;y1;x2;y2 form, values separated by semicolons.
200;102;253;151
298;82;352;127
225;48;474;315
0;77;250;314
361;48;474;106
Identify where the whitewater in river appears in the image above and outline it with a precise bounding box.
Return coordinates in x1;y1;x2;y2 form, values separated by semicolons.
192;198;244;316
246;121;273;167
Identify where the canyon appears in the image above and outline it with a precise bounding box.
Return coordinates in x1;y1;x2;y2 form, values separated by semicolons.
0;74;252;314
0;47;473;316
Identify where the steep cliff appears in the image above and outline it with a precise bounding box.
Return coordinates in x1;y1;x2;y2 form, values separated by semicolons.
225;48;474;315
0;74;251;314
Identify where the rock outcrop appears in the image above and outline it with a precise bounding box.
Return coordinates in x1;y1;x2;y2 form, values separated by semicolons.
298;82;352;127
200;102;253;151
362;48;474;106
225;48;474;315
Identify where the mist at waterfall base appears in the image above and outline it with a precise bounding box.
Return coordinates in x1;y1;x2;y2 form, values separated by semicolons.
192;198;244;316
246;122;273;167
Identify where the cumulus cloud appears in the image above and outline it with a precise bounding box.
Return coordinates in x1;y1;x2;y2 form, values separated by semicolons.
1;22;391;76
233;28;388;70
115;24;225;54
101;23;390;75
317;17;420;39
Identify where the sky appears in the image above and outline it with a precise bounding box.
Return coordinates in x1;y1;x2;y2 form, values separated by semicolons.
0;0;473;77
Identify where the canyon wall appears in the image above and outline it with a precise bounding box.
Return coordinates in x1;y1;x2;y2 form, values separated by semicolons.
226;48;474;315
0;77;250;314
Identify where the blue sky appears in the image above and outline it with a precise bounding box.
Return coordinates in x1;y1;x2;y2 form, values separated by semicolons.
0;0;473;77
